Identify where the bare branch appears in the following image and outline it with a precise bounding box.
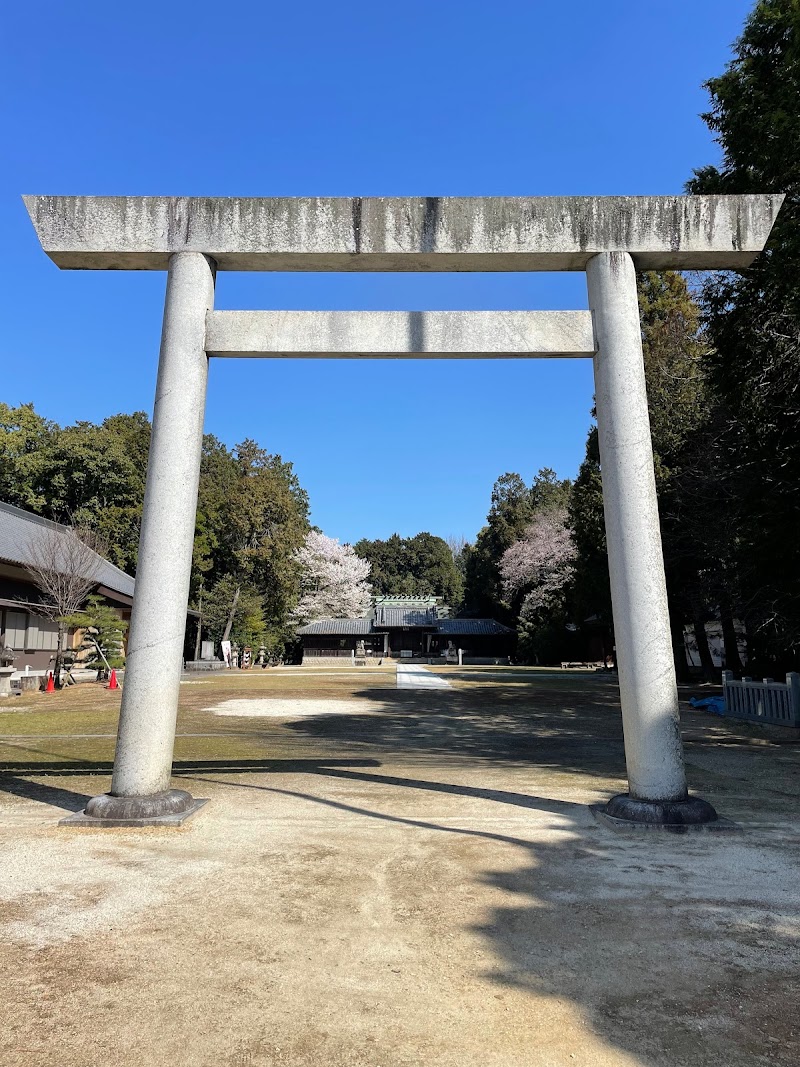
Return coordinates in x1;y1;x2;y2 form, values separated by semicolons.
445;535;468;559
26;525;104;620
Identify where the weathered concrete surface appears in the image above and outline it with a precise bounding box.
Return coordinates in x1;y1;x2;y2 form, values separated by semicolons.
587;252;687;805
108;252;214;801
23;194;784;271
205;310;595;359
0;670;798;1066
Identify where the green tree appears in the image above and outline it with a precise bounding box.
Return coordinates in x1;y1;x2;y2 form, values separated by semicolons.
638;271;716;680
192;434;240;584
530;468;571;513
65;594;128;676
568;427;610;626
462;473;534;619
202;576;267;650
0;404;149;572
568;272;714;677
197;440;310;652
1;404;312;658
688;0;800;668
354;532;463;605
0;402;57;511
224;440;310;621
463;468;571;621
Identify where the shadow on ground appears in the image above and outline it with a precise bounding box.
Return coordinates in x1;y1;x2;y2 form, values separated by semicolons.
1;673;798;1064
169;760;800;1066
283;679;630;778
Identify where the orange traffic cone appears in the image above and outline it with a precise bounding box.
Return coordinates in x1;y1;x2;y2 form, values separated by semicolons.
45;671;55;693
106;669;119;690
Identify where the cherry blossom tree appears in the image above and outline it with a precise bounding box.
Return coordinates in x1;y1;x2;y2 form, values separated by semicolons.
500;506;578;664
292;531;372;624
500;506;577;610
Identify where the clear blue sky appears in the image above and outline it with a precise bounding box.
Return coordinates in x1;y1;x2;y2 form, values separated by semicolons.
2;0;752;545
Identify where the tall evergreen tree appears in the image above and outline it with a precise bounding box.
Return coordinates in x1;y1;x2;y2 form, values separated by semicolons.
0;404;149;572
688;0;800;667
569;272;714;677
0;402;312;660
462;469;571;621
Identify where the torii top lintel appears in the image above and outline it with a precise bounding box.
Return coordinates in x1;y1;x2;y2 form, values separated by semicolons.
23;194;783;272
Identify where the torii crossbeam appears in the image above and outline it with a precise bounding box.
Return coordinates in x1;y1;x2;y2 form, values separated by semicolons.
25;193;784;830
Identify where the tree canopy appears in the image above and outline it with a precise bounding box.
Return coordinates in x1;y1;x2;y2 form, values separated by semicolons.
462;468;571;622
686;0;800;666
0;403;311;659
354;532;463;606
0;404;149;572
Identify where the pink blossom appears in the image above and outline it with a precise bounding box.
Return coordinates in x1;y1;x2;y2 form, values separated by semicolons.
292;531;373;623
500;507;576;608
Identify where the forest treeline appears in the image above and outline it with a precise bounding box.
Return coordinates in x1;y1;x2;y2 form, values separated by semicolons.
0;404;311;657
0;402;463;657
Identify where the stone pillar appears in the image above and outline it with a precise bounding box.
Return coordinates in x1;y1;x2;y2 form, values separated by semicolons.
586;252;716;826
83;252;215;824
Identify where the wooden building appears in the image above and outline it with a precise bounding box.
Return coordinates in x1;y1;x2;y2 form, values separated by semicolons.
297;596;514;664
0;501;135;672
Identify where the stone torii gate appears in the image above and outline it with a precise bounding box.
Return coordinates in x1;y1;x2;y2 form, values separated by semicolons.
25;194;783;829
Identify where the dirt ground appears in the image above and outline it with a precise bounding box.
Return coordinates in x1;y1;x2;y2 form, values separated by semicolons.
1;666;798;1067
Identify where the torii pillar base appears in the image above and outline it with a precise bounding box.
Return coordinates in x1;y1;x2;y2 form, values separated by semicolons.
590;794;738;834
59;789;207;828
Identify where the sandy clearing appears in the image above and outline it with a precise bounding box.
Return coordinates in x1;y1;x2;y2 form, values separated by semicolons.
206;697;382;718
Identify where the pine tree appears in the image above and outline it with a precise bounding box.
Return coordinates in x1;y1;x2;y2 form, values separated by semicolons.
66;594;128;678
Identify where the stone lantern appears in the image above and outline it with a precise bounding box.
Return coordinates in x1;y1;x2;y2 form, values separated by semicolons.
0;644;17;699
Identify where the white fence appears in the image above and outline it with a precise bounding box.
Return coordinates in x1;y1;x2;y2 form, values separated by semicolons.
722;670;800;727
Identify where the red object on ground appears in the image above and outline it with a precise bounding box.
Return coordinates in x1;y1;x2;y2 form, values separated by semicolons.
45;671;55;693
106;669;119;690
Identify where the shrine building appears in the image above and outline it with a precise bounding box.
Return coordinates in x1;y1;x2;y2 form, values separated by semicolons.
296;595;514;665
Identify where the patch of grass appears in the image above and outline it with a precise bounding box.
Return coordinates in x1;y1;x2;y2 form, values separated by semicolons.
0;668;793;789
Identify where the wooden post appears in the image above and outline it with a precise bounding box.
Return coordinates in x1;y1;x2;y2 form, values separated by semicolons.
787;672;800;724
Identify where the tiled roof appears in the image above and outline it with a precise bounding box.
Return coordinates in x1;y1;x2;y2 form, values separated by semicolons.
435;619;514;636
374;606;438;628
0;501;135;599
295;618;374;636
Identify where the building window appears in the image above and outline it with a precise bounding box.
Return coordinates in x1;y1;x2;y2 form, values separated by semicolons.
4;610;28;650
26;615;61;651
